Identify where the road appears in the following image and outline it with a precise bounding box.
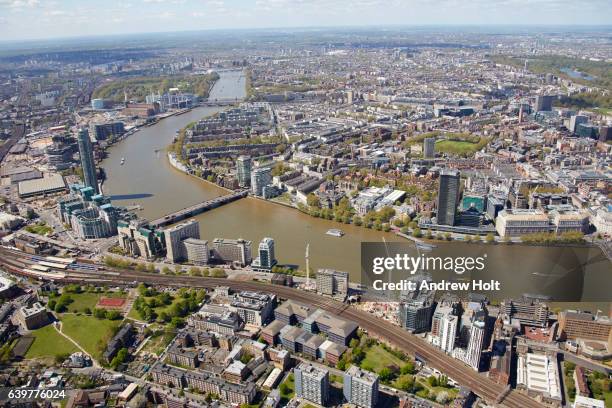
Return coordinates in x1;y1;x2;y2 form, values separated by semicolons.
0;246;540;408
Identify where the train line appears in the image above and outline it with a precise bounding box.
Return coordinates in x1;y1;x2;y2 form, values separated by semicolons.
0;247;538;408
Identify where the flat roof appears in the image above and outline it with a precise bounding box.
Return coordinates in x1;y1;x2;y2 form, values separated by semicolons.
18;174;66;197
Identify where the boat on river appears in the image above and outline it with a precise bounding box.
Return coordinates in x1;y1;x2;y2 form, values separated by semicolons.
326;229;345;237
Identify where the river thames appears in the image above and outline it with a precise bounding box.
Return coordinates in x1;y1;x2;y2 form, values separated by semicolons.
102;70;610;303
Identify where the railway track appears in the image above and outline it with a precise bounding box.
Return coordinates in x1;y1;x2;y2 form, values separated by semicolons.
0;247;538;408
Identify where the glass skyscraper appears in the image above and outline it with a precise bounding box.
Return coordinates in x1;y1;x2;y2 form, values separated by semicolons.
437;169;461;226
236;155;252;188
77;128;99;194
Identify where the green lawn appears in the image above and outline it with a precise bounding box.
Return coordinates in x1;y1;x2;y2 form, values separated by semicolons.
435;140;480;156
55;292;102;313
141;331;176;355
25;223;53;236
51;290;127;314
60;315;120;361
360;344;404;373
330;373;344;384
279;373;295;403
25;324;78;359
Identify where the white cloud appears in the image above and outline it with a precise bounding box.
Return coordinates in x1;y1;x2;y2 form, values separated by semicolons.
0;0;40;8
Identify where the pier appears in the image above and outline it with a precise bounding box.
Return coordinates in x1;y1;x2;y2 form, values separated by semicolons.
150;190;248;228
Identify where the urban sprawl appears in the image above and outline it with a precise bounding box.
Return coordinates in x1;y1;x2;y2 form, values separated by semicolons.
0;27;610;408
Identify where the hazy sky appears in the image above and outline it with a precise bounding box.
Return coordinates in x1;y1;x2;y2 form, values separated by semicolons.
1;0;611;41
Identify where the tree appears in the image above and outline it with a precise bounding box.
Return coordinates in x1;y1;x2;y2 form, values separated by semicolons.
427;375;438;387
336;357;347;370
438;375;449;388
279;382;290;395
169;317;185;328
395;374;414;391
436;391;449;404
379;367;394;382
106;311;121;320
54;353;70;364
351;347;365;364
110;347;129;369
400;362;415;375
306;193;320;208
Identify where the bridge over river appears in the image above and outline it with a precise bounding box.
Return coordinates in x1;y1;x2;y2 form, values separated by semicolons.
150;190;248;228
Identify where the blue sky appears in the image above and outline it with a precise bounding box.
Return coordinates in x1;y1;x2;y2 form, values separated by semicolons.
0;0;611;41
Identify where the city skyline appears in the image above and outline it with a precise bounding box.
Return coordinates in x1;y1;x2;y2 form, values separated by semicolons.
1;0;612;42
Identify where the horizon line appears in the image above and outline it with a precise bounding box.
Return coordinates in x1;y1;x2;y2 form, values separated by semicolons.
2;23;612;47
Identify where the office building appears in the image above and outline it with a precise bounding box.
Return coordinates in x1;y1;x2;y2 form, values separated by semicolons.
71;205;118;239
431;299;461;354
117;219;165;260
463;313;487;371
164;220;200;262
535;95;554;112
76;128;99;194
437;169;460;226
558;311;611;347
58;186;119;240
549;209;589;234
294;363;329;406
398;288;435;334
251;167;272;196
599;126;611;142
502;296;549;328
237;155;252;188
316;269;349;298
423;137;436;158
212;238;252;266
462;194;486;213
569;115;588;134
344;366;379;408
183;238;209;265
16;302;49;330
92;122;125;141
230;291;276;327
252;237;276;271
91;98;113;110
495;209;551;238
301;308;358;346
